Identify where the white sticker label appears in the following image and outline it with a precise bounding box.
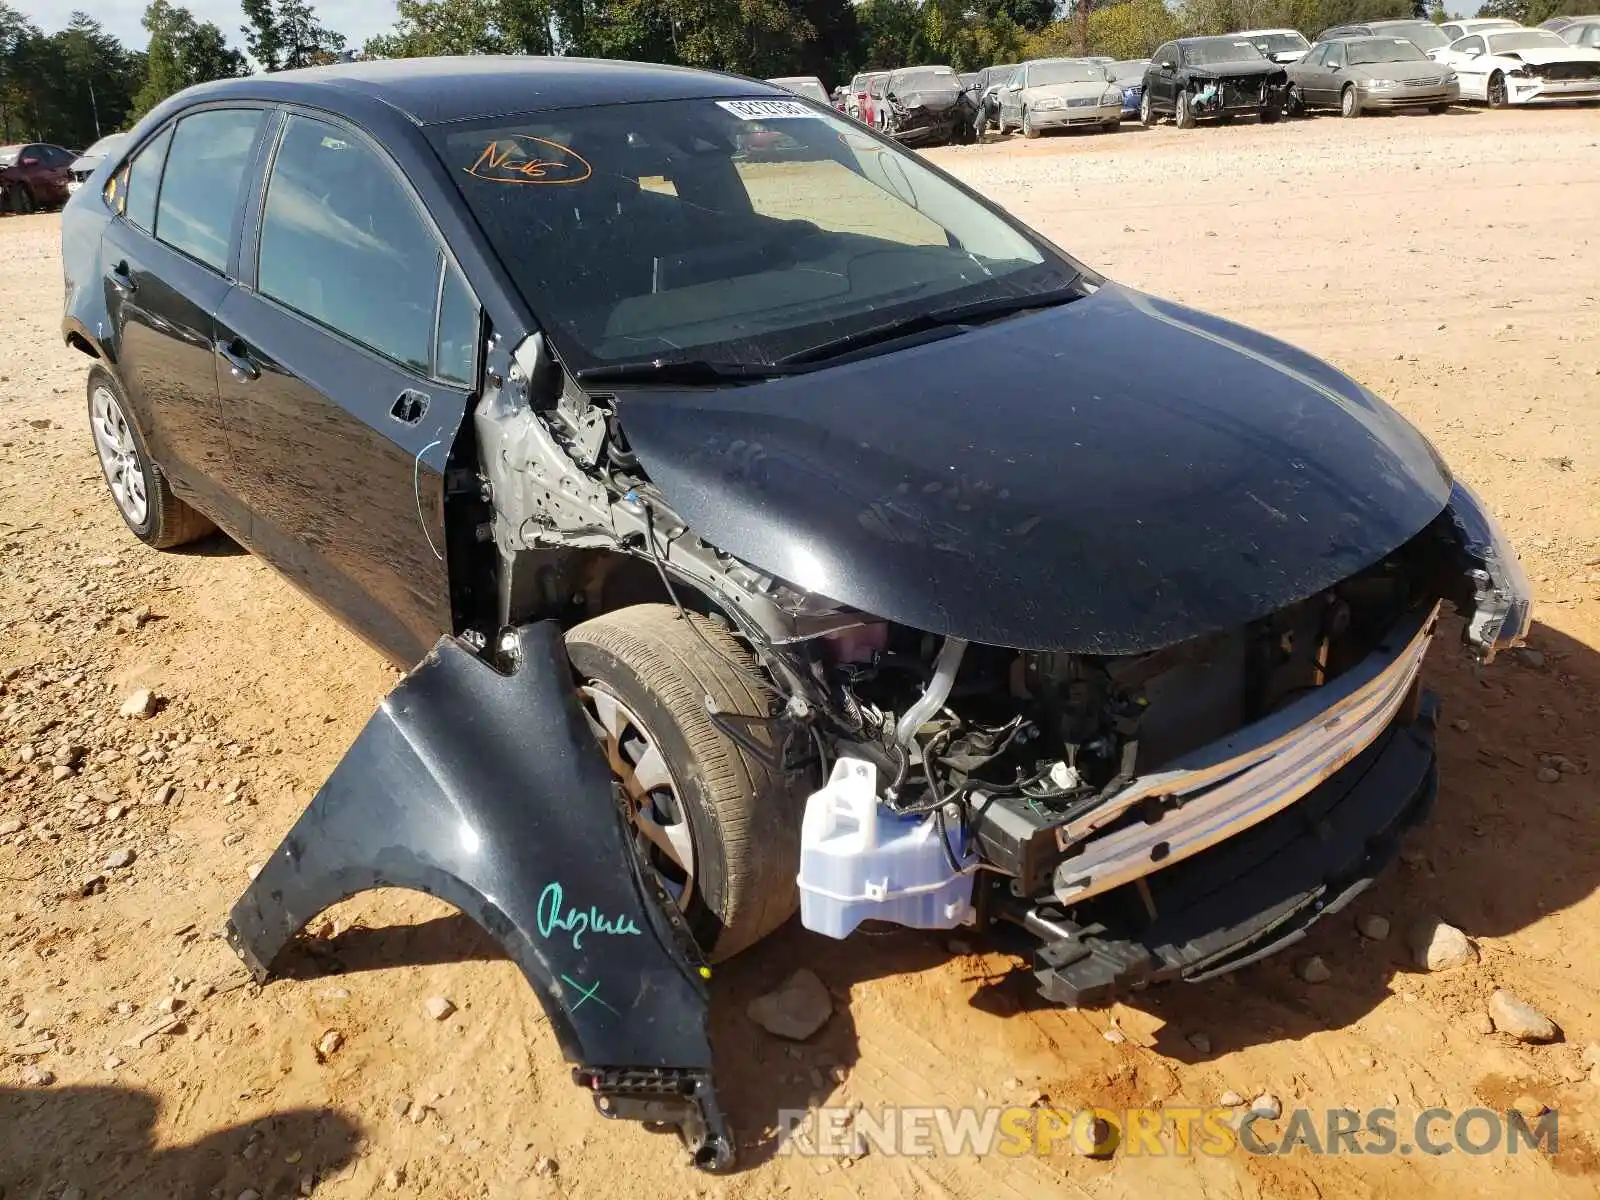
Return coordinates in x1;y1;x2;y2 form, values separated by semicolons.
716;98;815;120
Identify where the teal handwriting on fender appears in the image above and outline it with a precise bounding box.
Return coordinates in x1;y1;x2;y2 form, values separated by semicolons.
536;881;643;950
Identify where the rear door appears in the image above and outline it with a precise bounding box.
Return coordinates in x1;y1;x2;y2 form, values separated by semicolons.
213;110;481;666
99;107;269;536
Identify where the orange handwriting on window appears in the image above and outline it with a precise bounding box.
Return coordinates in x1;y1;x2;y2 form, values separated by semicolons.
465;136;593;186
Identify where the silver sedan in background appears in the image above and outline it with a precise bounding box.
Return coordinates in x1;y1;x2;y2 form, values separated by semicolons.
1288;37;1460;116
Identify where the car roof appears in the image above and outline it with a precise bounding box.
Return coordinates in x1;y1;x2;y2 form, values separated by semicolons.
1234;28;1303;35
176;55;785;127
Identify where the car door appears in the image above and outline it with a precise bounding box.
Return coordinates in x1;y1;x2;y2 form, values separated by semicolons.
99;107;269;537
212;110;480;666
1148;45;1177;109
1318;42;1349;104
1447;36;1489;98
1001;66;1025;125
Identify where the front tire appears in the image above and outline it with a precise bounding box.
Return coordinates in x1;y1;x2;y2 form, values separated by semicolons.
1175;91;1196;129
87;367;214;549
1341;84;1361;118
1487;72;1508;108
1288;85;1306;116
1429;102;1449;114
1139;90;1155;126
1022;109;1041;138
566;605;801;961
1259;102;1281;124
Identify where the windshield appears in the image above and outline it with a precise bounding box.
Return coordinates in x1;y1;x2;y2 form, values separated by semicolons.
1247;32;1310;54
1111;60;1149;83
1381;22;1450;50
1348;38;1427;63
1027;60;1108;85
438;98;1068;371
1489;31;1567;51
1184;38;1267;64
890;67;958;93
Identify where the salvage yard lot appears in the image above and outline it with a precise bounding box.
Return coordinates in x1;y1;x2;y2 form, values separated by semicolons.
3;107;1599;1199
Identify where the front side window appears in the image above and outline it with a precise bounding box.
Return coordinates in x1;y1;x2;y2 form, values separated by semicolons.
156;109;264;272
1327;44;1347;67
258;114;455;376
1455;36;1485;55
437;98;1064;372
123;125;175;232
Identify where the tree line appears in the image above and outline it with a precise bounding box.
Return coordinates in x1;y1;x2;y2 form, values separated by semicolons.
4;0;1594;150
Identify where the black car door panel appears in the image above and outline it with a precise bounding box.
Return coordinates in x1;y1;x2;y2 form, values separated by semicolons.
214;111;478;666
213;290;468;665
100;215;245;532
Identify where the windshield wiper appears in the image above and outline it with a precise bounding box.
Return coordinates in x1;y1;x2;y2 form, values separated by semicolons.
776;282;1083;367
574;358;801;386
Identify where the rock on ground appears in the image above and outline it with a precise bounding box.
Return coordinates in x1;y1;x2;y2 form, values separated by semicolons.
1408;917;1475;971
1296;955;1332;984
1488;989;1560;1043
747;969;833;1041
423;996;456;1021
1357;914;1391;941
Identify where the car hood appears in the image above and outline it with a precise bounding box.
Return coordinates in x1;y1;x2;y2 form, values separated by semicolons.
1187;59;1284;78
1023;81;1110;102
615;283;1453;655
1498;45;1600;64
1350;60;1452;81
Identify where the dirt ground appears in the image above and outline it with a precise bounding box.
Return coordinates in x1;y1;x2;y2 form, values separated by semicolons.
4;106;1600;1200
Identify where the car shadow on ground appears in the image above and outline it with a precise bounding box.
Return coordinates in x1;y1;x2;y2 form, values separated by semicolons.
171;529;248;557
0;1084;361;1198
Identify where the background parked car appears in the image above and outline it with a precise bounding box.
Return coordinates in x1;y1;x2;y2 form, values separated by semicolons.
1437;17;1522;48
0;143;76;213
1438;27;1600;106
1319;19;1453;55
1288;37;1459;117
866;71;891;127
1000;58;1123;137
848;70;887;122
1562;17;1600;47
1110;59;1150;118
67;133;129;197
1140;37;1289;128
1235;27;1313;62
766;75;829;104
881;64;969;145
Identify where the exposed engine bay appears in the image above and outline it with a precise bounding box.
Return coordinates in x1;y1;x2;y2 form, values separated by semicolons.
1186;70;1289;115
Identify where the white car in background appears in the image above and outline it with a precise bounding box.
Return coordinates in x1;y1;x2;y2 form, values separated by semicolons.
1436;17;1522;47
1235;28;1314;62
767;75;830;105
1438;27;1600;105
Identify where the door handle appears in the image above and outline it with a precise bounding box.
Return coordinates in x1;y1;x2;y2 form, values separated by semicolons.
108;261;136;296
215;338;260;383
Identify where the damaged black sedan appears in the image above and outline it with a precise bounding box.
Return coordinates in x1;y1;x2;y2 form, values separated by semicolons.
1141;36;1291;126
60;57;1530;1170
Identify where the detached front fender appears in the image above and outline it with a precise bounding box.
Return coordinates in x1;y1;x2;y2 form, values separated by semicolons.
227;622;732;1169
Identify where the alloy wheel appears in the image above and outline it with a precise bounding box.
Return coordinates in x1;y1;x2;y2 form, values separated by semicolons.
579;684;697;907
1488;73;1507;108
90;386;149;527
1139;91;1153;125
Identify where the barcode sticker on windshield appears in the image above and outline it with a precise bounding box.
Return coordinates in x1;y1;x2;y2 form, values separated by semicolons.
717;98;815;120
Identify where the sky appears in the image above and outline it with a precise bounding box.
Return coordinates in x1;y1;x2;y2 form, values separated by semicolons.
15;0;402;50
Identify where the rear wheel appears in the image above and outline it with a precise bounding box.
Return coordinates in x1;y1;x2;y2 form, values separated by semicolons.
1175;91;1196;129
1487;72;1508;108
1340;84;1361;118
565;605;801;961
87;367;214;549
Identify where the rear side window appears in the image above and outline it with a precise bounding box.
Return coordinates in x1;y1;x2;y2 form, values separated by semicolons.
156;109;264;273
122;126;174;232
258;113;465;378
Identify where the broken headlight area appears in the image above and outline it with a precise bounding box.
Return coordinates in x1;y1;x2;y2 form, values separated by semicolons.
789;519;1465;999
1438;479;1532;660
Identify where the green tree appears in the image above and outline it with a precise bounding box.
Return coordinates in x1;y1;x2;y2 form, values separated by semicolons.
242;0;347;71
132;0;249;120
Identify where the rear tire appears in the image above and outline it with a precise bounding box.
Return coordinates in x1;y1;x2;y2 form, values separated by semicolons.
1341;84;1361;118
1175;91;1196;129
87;367;214;549
565;605;801;961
